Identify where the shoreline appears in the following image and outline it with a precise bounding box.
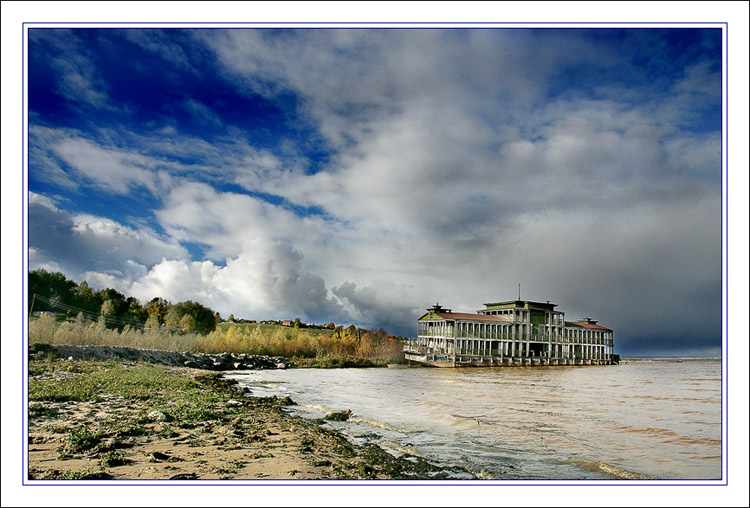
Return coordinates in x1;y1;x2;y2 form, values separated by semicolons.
27;346;473;481
29;343;291;371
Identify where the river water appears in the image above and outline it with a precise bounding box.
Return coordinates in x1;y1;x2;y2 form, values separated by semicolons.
224;359;722;481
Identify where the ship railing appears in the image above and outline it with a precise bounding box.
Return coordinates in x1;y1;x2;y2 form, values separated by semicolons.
417;333;609;346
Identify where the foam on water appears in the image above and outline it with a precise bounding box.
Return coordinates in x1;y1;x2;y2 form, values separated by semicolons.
348;415;422;435
569;460;652;480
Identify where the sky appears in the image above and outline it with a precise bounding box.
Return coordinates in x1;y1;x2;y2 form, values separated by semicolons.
26;27;723;356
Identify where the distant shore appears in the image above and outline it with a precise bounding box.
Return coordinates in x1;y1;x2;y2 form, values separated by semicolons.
27;346;470;481
619;356;720;363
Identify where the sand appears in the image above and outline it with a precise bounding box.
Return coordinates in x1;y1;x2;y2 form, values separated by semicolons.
27;358;463;481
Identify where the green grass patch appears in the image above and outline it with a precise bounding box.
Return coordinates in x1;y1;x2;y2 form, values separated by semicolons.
28;403;56;417
29;361;244;439
104;418;146;437
63;427;104;454
28;359;118;377
38;467;114;480
290;356;384;368
29;363;199;402
100;451;128;467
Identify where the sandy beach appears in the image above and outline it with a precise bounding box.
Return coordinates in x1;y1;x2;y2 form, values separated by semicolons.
27;347;463;481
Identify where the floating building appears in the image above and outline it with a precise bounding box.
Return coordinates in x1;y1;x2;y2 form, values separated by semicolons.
404;300;616;367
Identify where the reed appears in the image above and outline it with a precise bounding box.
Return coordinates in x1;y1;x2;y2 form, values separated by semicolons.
29;315;405;365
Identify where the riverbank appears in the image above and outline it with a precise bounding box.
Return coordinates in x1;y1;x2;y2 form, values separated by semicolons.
27;355;468;480
29;342;398;370
29;343;290;371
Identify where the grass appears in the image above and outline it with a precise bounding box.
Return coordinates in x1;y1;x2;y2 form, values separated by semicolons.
63;427;104;453
28;361;232;427
29;364;194;402
28;403;56;417
30;468;114;480
100;451;128;467
216;322;332;337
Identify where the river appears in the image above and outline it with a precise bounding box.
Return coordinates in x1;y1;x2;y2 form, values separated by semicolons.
224;358;722;481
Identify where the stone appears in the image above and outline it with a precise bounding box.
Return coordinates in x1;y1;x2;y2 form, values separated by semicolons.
149;451;172;462
169;473;198;480
147;411;174;422
324;409;352;421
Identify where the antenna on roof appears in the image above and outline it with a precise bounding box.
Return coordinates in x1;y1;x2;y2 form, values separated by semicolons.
518;283;521;300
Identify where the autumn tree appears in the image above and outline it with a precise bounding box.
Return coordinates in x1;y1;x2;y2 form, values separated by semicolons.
164;300;216;335
146;297;170;325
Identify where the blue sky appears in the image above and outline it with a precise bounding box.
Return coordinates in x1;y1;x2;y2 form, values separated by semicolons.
27;28;723;355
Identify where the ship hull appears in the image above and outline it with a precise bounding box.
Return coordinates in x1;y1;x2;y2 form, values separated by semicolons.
404;352;614;367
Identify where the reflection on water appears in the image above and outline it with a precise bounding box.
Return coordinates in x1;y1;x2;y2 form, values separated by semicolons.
225;359;722;480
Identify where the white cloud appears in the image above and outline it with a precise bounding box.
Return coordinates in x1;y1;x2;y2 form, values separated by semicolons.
124;239;345;324
28;192;189;282
154;181;336;261
51;137;161;194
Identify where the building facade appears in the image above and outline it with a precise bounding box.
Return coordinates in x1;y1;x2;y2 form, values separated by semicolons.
404;300;615;367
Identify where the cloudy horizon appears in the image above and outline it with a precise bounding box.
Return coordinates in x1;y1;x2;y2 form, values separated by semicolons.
27;28;722;356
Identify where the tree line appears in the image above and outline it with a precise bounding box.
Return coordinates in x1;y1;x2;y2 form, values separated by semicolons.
28;269;217;335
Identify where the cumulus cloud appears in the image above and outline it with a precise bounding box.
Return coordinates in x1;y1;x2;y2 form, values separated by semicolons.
154;181;339;262
28;192;189;281
124;239;346;324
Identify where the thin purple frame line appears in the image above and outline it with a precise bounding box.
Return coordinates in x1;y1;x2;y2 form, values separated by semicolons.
27;479;728;487
22;22;29;487
21;22;729;487
722;21;729;485
21;21;727;25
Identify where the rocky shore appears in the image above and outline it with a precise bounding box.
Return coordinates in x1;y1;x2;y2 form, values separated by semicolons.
29;343;289;371
27;348;473;481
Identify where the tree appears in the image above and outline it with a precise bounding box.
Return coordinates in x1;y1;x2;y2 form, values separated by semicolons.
100;299;116;318
126;297;147;325
146;298;170;325
28;269;77;313
164;300;217;335
179;313;196;333
75;281;102;317
145;312;161;330
97;288;129;317
165;306;182;330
